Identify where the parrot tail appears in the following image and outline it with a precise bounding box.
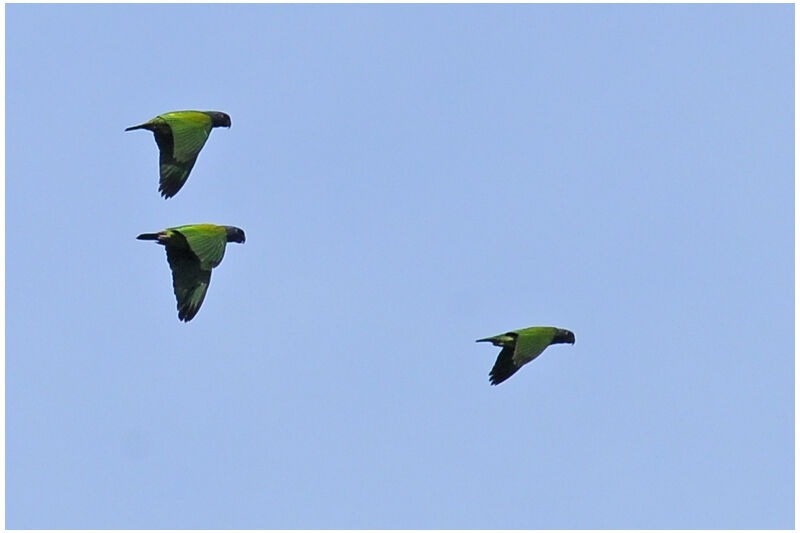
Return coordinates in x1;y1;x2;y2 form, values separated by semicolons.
136;233;160;241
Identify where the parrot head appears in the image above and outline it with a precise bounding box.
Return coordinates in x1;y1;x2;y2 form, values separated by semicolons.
553;328;575;345
207;111;232;128
225;226;246;243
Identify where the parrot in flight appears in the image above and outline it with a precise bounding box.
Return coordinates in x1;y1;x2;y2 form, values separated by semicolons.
126;110;231;198
477;326;575;385
137;224;245;322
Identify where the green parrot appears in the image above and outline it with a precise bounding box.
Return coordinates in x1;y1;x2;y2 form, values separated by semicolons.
137;224;246;322
125;110;231;198
477;326;575;385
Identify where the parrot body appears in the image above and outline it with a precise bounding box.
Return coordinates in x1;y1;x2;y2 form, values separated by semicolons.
126;110;231;198
137;224;245;321
477;326;575;385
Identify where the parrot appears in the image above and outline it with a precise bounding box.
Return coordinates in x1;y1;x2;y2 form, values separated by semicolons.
137;224;245;322
477;326;575;385
125;110;231;198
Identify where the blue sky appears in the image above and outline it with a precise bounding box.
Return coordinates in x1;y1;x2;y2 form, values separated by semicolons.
5;4;793;529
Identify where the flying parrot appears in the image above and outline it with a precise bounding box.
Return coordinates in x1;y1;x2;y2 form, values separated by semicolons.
477;326;575;385
137;224;246;322
125;110;231;198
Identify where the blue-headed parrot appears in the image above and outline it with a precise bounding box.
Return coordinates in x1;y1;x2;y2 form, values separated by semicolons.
137;224;245;321
477;326;575;385
126;110;231;198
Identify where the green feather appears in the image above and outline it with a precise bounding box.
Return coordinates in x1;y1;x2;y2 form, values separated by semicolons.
478;326;574;385
126;110;227;198
138;223;244;322
511;327;557;368
160;111;213;163
174;224;228;270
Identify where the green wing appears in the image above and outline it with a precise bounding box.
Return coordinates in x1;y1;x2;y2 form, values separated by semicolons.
512;327;557;367
161;111;213;162
165;242;212;322
147;118;194;198
174;224;228;270
155;112;213;198
157;150;194;198
484;327;557;385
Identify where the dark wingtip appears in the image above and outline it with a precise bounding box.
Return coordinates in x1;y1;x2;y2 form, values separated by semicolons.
487;345;518;385
178;302;200;322
488;372;508;386
178;308;197;322
158;185;178;199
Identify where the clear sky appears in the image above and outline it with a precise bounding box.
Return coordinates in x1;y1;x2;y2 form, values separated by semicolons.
5;4;794;529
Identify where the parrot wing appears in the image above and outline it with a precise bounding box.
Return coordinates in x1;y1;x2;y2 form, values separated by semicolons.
174;224;228;270
165;245;212;322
